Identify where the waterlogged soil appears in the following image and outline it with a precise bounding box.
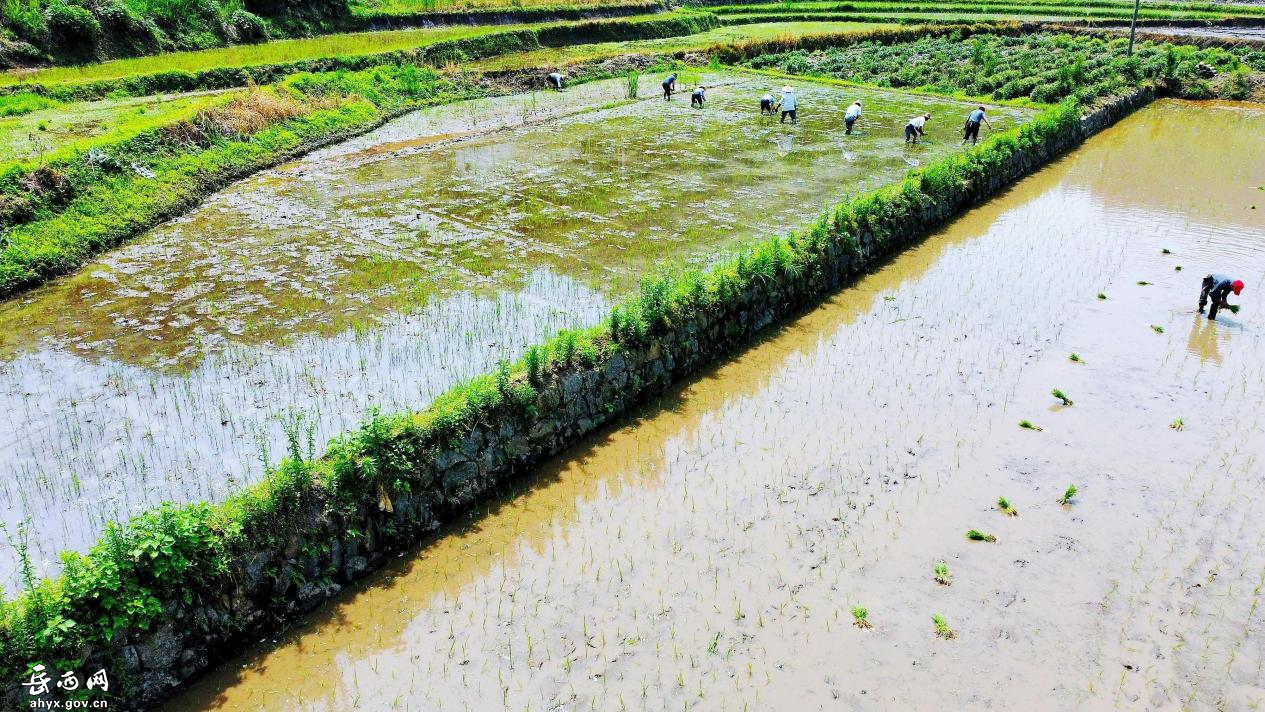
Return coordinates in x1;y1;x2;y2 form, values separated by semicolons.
0;73;1025;584
164;99;1265;712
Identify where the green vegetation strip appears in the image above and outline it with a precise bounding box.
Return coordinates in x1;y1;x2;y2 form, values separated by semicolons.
0;86;1131;707
703;0;1265;17
0;12;718;100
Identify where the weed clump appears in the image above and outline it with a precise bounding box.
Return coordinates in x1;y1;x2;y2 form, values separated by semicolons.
1058;485;1078;505
966;529;997;543
1051;388;1072;406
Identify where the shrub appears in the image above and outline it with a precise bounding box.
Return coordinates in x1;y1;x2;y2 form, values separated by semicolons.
44;2;100;53
228;9;268;43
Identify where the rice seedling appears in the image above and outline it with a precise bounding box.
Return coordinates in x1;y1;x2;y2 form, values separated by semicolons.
1097;292;1107;300
1069;353;1082;363
1170;418;1184;431
934;561;952;585
1174;266;1182;271
624;70;639;100
1057;485;1078;505
966;529;996;543
1137;281;1151;286
1227;305;1240;314
1018;420;1043;432
932;613;955;639
1151;325;1165;334
1161;248;1171;254
1051;388;1072;406
996;497;1017;516
851;605;872;629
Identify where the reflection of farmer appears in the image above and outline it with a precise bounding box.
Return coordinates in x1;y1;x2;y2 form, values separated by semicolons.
1198;274;1244;320
546;72;565;91
962;105;992;145
1186;313;1222;364
844;100;862;134
662;73;677;100
905;113;930;143
776;86;798;124
760;92;775;115
691;85;706;108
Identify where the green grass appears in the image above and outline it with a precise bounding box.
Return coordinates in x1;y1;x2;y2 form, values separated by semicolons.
474;20;893;69
0;24;534;88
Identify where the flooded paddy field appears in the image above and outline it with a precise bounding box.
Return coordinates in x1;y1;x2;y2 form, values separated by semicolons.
163;99;1265;712
0;72;1028;583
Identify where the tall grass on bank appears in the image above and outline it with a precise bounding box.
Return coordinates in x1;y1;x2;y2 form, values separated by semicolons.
0;93;1087;700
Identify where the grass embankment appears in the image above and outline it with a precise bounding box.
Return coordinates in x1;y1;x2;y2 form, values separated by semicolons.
0;90;1088;706
0;65;481;299
738;29;1265;102
0;11;717;101
700;0;1265;21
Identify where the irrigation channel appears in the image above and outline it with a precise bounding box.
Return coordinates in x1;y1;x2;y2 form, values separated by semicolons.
160;99;1265;710
0;72;1031;586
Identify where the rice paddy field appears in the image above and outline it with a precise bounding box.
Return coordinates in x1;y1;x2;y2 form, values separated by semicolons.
162;98;1265;711
0;71;1033;586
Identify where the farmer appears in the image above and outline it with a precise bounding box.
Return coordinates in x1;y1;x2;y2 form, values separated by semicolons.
777;86;798;124
546;72;565;91
905;113;931;144
691;85;706;108
662;73;677;100
1198;274;1245;320
844;100;862;134
962;105;992;145
760;91;776;115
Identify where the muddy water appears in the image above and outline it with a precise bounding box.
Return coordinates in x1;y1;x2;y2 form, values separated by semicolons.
163;99;1265;711
0;74;1025;583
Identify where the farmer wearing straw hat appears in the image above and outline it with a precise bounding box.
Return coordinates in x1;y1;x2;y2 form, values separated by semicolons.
776;86;798;124
844;100;862;134
1199;274;1245;320
905;113;931;144
962;105;992;145
546;72;565;91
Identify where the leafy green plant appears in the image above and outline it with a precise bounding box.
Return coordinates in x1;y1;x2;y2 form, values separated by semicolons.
1058;484;1078;505
934;561;952;585
1170;417;1184;431
1151;324;1165;334
851;605;871;629
1068;353;1082;363
932;613;955;639
966;529;997;543
1018;420;1043;431
1051;388;1072;406
997;497;1017;516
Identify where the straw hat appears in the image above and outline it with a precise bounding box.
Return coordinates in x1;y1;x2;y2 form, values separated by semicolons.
782;86;793;92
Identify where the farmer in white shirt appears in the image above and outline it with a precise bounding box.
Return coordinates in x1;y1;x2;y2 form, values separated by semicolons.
844;100;862;134
905;113;931;144
776;86;798;124
546;72;564;91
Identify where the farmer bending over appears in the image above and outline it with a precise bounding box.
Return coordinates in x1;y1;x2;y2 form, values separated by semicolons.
692;85;706;108
844;100;862;134
905;113;931;144
662;73;677;100
1199;274;1245;320
777;86;798;124
547;72;565;91
963;105;992;145
760;91;775;115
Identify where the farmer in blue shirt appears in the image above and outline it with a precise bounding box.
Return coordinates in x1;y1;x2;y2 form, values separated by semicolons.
963;106;992;145
776;86;798;124
662;73;677;100
1199;274;1245;320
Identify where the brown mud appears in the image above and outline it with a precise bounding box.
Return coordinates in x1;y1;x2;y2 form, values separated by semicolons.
165;99;1265;711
